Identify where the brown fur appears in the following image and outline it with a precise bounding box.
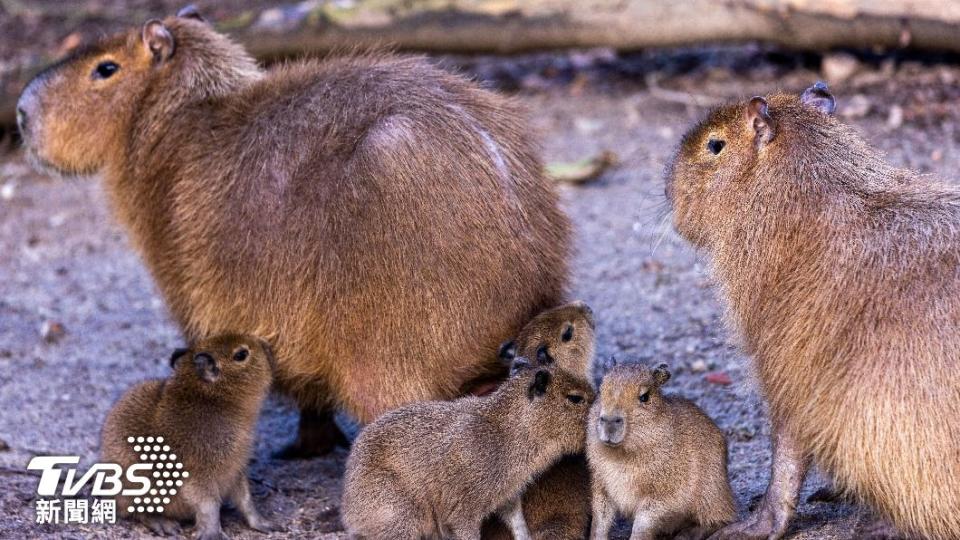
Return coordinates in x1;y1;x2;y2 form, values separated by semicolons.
666;86;960;539
341;363;594;540
484;300;596;540
18;13;570;449
587;360;734;540
100;334;276;539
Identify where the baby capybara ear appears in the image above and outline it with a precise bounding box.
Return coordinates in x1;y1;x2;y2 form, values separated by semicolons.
536;344;555;366
652;363;672;386
142;20;175;63
169;347;190;369
746;96;776;146
800;81;836;115
591;355;618;390
498;340;517;364
527;369;552;400
177;4;206;22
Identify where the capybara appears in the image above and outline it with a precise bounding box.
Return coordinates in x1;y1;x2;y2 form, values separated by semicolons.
342;360;593;539
100;334;276;539
666;81;960;539
17;9;570;455
588;358;734;540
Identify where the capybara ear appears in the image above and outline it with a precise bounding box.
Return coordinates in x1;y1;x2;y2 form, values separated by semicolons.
591;355;618;389
510;356;531;376
527;369;552;400
176;4;206;22
652;363;671;386
800;81;837;115
255;337;278;372
746;96;776;146
498;340;517;364
536;344;555;366
142;20;175;63
169;347;190;368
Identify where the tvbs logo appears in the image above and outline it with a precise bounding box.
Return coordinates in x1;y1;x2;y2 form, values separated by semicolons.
27;436;189;525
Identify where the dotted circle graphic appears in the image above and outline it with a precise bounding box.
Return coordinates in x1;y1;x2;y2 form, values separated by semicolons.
126;435;188;514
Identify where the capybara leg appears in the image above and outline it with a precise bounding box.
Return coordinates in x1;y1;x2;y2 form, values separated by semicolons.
708;427;809;540
140;515;182;536
191;497;225;540
499;497;532;540
275;407;348;459
228;474;280;533
590;487;616;540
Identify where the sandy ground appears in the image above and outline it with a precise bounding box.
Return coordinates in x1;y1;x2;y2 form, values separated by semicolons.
2;48;960;539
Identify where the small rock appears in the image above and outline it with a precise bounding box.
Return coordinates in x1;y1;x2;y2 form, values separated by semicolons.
821;52;861;83
58;32;83;55
840;94;871;119
0;439;9;451
932;149;944;162
0;181;15;201
705;371;732;385
40;320;66;343
689;359;708;373
886;105;904;129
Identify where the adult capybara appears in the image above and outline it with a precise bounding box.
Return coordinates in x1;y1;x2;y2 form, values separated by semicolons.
666;82;960;539
17;10;570;454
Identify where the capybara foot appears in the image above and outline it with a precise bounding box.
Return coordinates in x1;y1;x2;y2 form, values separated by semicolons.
707;502;788;540
142;515;182;536
275;409;348;459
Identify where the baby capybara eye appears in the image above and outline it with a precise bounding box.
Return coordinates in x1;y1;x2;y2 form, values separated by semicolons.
561;324;574;342
707;139;725;155
639;392;650;403
566;394;584;404
92;61;120;80
232;348;249;362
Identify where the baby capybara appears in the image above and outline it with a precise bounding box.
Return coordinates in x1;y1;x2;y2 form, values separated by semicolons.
100;335;276;539
342;360;594;540
666;82;960;539
17;9;570;455
587;358;734;540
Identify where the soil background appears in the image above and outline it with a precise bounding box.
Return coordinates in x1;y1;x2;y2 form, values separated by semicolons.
3;3;960;539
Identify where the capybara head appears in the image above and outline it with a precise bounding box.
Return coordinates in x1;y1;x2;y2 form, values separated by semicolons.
170;334;274;397
591;359;671;448
664;82;839;248
16;9;257;175
512;360;595;454
500;301;596;380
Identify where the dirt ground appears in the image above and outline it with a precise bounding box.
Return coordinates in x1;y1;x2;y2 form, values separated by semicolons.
2;24;960;540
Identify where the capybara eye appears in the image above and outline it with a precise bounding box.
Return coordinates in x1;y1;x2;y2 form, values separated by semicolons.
707;139;725;155
561;324;574;342
566;394;584;404
92;61;120;80
232;347;249;362
639;392;650;403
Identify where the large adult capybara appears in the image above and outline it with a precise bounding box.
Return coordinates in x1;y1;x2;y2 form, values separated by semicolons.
17;10;570;455
666;82;960;539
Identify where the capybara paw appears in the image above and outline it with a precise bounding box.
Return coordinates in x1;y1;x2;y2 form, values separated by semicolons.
194;529;228;540
707;510;785;540
249;517;283;534
142;515;182;536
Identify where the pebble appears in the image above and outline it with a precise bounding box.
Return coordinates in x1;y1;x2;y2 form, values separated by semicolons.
689;359;708;373
840;94;871;119
40;320;66;343
886;105;904;129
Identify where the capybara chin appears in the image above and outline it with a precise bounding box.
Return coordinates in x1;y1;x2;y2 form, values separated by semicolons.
666;82;960;539
17;11;570;452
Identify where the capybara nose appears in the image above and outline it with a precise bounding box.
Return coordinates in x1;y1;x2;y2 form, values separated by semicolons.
598;415;625;445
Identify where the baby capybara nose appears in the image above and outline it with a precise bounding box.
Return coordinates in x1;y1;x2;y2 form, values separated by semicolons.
598;415;625;445
15;105;28;134
16;82;40;137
